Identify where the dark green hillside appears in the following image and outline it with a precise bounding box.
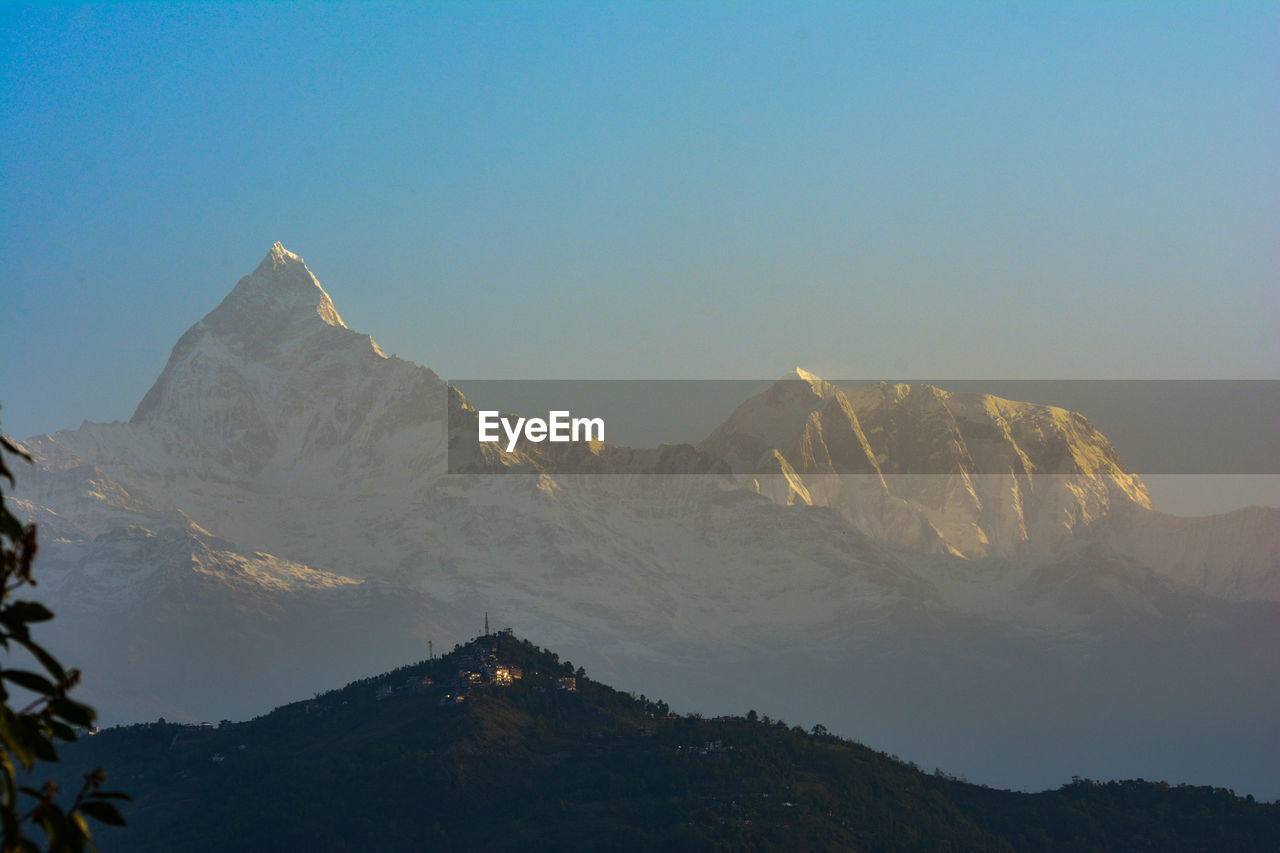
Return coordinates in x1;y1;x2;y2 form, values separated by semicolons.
56;633;1279;852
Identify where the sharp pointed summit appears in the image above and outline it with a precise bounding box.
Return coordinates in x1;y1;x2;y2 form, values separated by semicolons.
260;240;296;269
220;242;346;332
786;366;822;384
127;245;442;473
781;366;841;399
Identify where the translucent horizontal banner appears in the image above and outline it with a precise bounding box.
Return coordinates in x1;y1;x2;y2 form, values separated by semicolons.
445;379;1279;476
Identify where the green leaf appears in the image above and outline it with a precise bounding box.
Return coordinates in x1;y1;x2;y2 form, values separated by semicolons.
0;752;15;788
70;810;93;842
12;636;67;683
30;731;59;763
1;669;56;694
1;600;55;625
0;433;32;463
0;710;36;769
49;719;78;742
49;697;96;728
0;512;23;544
79;800;126;826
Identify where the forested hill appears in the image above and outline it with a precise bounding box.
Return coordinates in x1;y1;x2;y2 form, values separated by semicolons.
57;633;1280;852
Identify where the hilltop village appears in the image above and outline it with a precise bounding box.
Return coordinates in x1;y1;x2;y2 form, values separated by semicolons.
373;622;577;706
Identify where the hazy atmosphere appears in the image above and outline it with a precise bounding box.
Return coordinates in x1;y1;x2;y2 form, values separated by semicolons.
3;3;1276;437
2;5;1279;847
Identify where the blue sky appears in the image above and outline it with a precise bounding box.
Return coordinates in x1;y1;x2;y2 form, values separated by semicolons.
2;2;1277;448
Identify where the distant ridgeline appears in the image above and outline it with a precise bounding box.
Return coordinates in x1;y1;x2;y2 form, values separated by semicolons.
57;632;1280;852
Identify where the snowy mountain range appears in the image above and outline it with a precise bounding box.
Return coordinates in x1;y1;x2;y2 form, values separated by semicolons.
9;244;1278;796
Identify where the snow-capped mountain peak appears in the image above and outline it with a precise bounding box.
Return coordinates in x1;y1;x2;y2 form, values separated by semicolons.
216;241;346;333
123;244;440;476
702;371;1158;557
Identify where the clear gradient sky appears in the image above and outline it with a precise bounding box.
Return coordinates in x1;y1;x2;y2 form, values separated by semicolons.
2;3;1277;448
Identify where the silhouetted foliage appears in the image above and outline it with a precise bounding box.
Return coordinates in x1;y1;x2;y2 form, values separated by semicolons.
0;417;128;852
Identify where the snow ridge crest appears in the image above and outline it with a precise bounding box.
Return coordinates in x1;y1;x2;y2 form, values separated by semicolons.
229;242;346;330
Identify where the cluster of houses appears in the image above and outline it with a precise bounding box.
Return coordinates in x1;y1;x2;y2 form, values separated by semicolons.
676;739;733;758
374;673;435;702
450;637;523;691
369;624;582;706
435;626;530;705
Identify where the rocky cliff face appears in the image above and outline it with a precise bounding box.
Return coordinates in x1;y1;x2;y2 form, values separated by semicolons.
702;368;1154;559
